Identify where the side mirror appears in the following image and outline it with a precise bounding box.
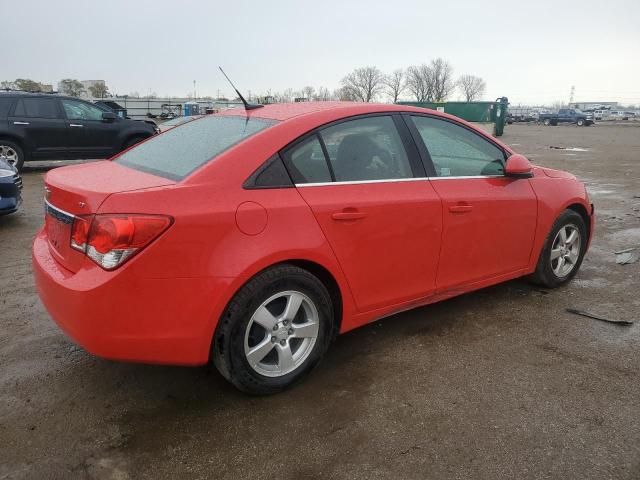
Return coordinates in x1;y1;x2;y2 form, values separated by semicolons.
102;111;117;122
505;154;533;178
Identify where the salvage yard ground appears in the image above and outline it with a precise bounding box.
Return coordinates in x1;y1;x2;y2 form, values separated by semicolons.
1;123;639;480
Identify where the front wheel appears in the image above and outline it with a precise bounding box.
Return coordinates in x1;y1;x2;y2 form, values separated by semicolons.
213;264;334;395
577;119;585;126
543;118;551;126
0;140;24;171
529;210;588;288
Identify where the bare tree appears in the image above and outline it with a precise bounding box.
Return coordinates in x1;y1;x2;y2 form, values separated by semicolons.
313;86;332;101
14;78;44;92
384;69;405;103
405;64;433;102
430;58;455;102
340;66;385;102
59;79;85;97
302;86;315;100
457;74;486;101
1;80;15;90
88;81;109;98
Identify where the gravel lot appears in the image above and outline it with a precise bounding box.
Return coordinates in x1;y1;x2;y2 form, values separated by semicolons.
1;124;639;480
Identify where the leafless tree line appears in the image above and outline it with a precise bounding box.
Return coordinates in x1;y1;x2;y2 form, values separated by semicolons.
254;59;485;105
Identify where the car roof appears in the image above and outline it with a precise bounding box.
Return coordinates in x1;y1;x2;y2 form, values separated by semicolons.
0;91;77;100
218;101;447;122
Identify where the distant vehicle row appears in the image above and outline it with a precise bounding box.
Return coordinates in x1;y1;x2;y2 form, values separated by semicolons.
0;92;158;171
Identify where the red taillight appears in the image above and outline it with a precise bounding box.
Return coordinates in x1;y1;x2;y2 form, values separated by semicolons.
70;215;92;252
70;214;172;270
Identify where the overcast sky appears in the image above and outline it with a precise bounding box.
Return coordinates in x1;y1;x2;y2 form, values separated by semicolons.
2;0;639;105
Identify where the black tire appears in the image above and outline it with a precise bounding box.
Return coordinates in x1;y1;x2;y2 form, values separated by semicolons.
121;135;147;151
577;119;585;126
543;118;551;126
0;139;25;172
212;264;334;395
529;210;588;288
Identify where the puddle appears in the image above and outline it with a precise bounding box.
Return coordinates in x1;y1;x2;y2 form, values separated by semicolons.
550;146;590;152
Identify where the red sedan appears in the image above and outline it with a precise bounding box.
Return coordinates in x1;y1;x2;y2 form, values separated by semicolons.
33;102;594;394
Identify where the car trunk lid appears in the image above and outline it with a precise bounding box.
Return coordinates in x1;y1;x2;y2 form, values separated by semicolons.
44;161;175;272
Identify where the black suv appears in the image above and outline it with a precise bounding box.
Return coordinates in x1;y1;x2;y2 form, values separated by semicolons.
0;92;157;171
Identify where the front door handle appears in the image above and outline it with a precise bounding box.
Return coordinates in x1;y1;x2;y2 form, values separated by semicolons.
69;124;84;128
449;204;473;214
332;211;367;221
13;121;30;125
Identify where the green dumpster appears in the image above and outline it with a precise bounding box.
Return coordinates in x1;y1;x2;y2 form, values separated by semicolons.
397;97;509;137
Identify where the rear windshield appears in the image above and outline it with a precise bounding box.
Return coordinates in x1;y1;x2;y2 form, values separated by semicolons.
115;115;278;180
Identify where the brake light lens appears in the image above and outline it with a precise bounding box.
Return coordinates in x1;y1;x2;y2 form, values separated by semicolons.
70;214;172;270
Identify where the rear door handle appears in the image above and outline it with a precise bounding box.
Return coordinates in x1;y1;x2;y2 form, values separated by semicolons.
449;204;473;214
332;211;367;221
69;124;84;128
13;121;30;125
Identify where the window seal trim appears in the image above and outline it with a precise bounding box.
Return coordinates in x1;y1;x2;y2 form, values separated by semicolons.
294;174;506;188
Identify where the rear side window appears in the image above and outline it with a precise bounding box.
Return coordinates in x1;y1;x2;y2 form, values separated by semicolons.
0;98;14;118
115;115;278;180
319;116;413;182
410;116;505;177
13;98;60;119
282;135;332;184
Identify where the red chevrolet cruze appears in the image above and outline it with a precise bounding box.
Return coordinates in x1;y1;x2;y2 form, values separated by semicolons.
33;102;594;394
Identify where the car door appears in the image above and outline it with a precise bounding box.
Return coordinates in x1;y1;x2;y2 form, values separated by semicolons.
8;97;68;159
406;114;537;291
60;98;120;158
283;114;443;312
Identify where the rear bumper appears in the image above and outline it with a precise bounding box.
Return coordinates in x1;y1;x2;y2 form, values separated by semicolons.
32;228;232;366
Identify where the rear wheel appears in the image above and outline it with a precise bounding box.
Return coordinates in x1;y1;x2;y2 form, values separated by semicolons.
543;118;551;126
529;210;587;288
213;264;334;395
0;140;24;171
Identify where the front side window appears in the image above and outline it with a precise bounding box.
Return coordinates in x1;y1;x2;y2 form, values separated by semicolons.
13;98;60;119
411;116;505;177
319;116;413;182
62;99;104;121
115;115;277;180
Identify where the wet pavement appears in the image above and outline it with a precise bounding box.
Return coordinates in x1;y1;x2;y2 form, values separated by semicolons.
1;124;639;479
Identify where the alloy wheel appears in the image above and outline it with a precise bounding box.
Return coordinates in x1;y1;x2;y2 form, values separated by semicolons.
244;290;319;377
0;145;18;167
550;224;581;277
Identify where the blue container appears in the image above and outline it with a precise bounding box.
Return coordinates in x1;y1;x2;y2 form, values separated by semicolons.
183;102;200;116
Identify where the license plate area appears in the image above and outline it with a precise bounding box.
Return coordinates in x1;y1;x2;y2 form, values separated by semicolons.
45;201;74;256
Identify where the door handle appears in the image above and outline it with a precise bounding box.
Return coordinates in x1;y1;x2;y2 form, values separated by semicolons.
13;121;30;125
69;124;84;128
332;211;367;221
448;204;473;214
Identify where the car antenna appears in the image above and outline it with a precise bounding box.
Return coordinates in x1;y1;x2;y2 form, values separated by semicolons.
218;67;263;111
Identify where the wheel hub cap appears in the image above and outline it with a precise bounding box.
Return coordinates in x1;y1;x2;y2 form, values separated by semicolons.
244;291;320;378
550;224;581;277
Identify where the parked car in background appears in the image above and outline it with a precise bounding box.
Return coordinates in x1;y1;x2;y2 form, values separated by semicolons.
0;92;157;171
507;108;538;123
158;115;204;133
33;102;594;394
0;156;22;215
538;108;593;126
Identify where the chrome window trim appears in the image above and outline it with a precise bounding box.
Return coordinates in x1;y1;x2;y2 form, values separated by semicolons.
44;198;75;224
294;175;504;187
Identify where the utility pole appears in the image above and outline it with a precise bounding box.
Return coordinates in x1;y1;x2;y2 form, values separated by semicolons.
193;80;197;100
569;85;575;105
